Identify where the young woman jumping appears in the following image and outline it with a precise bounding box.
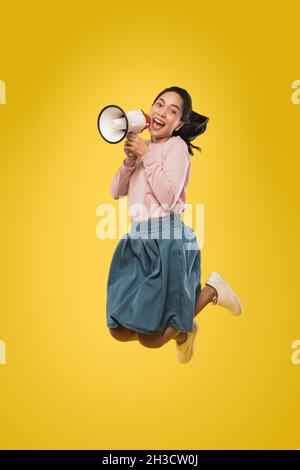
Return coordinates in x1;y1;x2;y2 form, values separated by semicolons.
106;85;242;363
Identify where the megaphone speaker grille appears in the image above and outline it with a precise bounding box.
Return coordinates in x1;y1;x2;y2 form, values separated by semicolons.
97;105;128;144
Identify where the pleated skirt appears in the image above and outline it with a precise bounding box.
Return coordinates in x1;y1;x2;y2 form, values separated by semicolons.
106;213;201;335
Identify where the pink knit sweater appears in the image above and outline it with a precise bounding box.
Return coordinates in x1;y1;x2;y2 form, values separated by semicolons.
110;135;191;221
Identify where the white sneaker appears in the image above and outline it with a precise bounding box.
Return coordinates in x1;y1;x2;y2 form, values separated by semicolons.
176;320;199;363
205;272;242;315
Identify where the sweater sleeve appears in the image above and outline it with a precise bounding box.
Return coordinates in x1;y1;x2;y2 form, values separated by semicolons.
142;139;190;210
110;158;137;199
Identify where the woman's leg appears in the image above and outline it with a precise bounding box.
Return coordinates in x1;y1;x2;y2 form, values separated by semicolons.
109;325;139;342
109;323;183;347
138;326;186;349
193;284;218;318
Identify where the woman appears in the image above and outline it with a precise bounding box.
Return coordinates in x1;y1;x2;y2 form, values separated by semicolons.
106;85;242;363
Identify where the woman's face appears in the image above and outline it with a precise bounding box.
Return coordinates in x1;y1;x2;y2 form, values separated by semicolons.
149;91;185;143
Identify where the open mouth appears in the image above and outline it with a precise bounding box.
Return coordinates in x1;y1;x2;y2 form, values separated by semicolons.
152;118;165;130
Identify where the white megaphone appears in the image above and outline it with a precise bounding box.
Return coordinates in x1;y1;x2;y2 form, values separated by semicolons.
97;105;151;144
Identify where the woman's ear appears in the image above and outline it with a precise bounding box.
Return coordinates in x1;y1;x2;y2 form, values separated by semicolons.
175;121;185;132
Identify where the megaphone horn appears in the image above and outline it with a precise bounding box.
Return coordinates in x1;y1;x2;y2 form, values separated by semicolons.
97;105;151;144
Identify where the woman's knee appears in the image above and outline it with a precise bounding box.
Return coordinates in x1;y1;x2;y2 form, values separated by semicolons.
137;333;163;349
109;326;133;342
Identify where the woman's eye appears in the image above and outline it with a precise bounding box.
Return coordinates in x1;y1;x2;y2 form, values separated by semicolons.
155;103;176;114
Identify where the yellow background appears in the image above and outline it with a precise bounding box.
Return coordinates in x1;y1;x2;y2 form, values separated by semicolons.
1;0;299;450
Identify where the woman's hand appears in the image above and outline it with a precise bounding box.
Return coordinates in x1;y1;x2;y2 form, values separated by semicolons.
124;132;150;159
123;140;138;165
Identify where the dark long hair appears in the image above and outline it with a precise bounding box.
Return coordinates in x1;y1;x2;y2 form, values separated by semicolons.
151;86;209;156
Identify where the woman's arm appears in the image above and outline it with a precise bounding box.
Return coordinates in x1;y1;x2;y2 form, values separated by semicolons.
110;158;137;199
142;140;190;210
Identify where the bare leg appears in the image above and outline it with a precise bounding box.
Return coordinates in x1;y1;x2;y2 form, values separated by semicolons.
138;326;186;349
110;324;184;347
109;325;139;342
193;284;218;318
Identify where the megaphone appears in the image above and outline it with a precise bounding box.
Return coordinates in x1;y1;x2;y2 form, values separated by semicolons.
97;105;151;144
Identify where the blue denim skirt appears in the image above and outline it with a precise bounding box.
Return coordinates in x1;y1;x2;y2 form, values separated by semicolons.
106;213;201;335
